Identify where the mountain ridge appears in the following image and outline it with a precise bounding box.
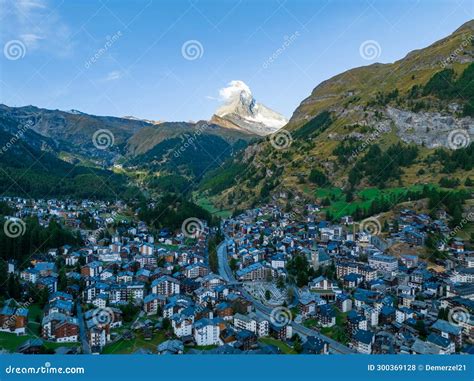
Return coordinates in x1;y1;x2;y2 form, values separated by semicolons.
200;20;474;214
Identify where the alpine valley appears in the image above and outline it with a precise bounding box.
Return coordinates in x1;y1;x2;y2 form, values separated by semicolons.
0;21;473;220
199;20;474;220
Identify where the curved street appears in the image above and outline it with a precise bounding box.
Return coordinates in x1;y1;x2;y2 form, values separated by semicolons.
216;239;356;354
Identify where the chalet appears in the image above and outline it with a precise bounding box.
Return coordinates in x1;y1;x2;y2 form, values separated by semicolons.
233;312;269;337
236;262;275;281
347;311;368;335
81;261;103;277
157;340;184;355
143;294;167;315
42;313;79;342
194;318;220;346
151;275;180;296
353;329;374;354
0;299;28;335
426;333;455;354
316;304;336;327
172;310;195;337
430;319;463;348
336;293;352;313
269;322;292;341
302;336;329;354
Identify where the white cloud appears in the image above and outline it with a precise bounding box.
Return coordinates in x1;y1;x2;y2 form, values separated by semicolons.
103;70;123;81
218;80;252;102
0;0;73;56
19;33;43;49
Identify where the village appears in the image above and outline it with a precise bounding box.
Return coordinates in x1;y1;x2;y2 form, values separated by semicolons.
0;197;472;355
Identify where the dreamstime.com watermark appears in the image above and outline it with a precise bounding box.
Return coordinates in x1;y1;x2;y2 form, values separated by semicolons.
84;31;123;69
2;297;33;329
5;362;85;375
0;120;34;155
439;212;474;247
173;123;210;158
262;31;300;69
440;33;473;68
350;125;386;161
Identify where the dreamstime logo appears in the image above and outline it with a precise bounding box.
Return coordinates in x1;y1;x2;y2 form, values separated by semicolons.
3;40;26;60
92;129;114;150
448;307;470;326
91;307;114;328
181;40;204;61
270;306;292;327
447;129;470;150
5;362;85;375
181;217;204;239
84;31;123;69
3;218;26;238
359;217;381;235
269;130;293;150
359;40;381;61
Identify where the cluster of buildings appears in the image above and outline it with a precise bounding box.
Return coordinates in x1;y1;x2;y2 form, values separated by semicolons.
0;197;472;355
223;204;473;354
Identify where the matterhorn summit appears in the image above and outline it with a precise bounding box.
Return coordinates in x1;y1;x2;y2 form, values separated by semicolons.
211;80;288;136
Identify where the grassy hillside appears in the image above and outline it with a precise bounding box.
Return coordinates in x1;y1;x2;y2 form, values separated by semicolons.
197;21;474;216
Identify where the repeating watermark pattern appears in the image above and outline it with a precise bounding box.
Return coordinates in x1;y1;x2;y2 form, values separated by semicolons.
0;120;34;155
262;31;300;69
5;362;85;375
270;306;293;327
3;40;26;60
181;218;204;239
447;306;470;326
269;130;293;150
85;227;106;246
3;218;26;238
440;33;473;68
359;40;381;61
181;40;204;61
173;123;210;158
84;31;123;69
447;129;470;150
359;217;381;235
349;125;385;161
1;297;34;330
439;212;473;247
91;307;115;328
92;129;115;150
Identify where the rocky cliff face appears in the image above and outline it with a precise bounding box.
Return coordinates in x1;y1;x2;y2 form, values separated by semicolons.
386;107;473;148
288;20;474;129
202;20;474;211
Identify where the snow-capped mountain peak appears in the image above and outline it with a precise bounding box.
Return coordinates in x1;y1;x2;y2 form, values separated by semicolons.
212;80;288;136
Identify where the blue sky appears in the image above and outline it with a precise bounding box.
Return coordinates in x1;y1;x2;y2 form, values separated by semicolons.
0;0;472;122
